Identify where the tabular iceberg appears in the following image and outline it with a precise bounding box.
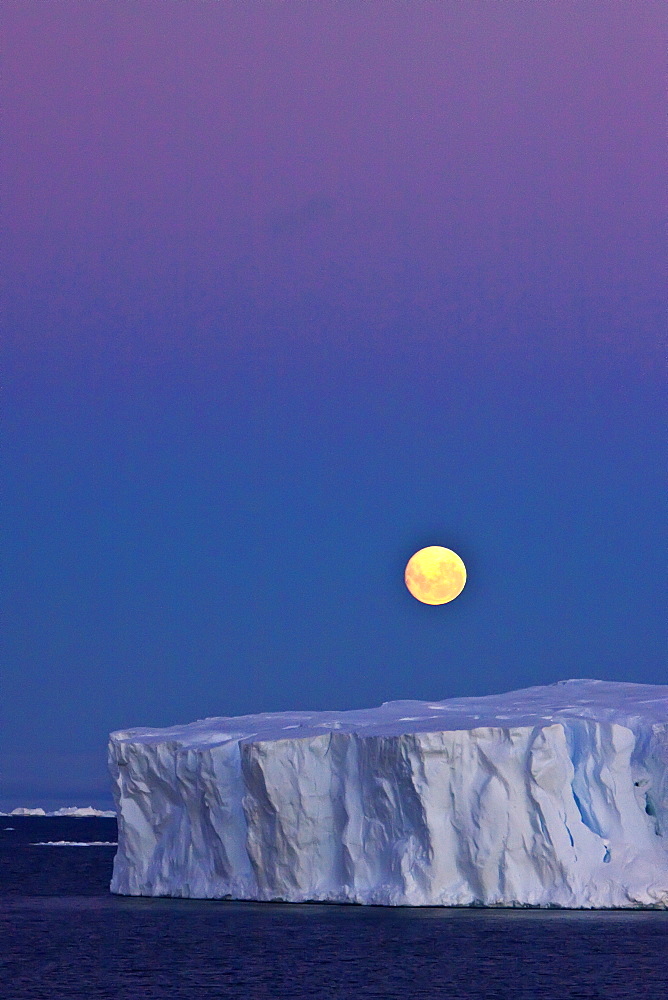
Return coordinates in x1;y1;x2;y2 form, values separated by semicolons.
109;679;668;908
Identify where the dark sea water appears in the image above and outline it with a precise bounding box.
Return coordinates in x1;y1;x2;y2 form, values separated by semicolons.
1;819;666;999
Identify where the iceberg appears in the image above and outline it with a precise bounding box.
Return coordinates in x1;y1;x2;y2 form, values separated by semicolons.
0;806;116;817
32;841;118;847
109;679;668;908
4;807;47;817
50;806;116;818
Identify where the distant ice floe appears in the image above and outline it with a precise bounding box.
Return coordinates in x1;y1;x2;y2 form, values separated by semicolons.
1;806;116;818
31;841;118;847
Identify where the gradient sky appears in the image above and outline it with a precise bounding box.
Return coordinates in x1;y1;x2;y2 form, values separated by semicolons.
3;1;665;808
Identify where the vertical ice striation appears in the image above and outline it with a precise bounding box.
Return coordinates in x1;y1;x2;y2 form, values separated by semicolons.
109;680;668;907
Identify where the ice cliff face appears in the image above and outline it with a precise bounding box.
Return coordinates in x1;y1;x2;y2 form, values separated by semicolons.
109;680;668;907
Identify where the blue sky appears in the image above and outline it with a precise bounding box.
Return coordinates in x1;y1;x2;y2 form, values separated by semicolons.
3;1;664;807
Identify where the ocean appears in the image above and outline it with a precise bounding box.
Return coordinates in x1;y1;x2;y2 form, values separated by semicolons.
1;818;666;999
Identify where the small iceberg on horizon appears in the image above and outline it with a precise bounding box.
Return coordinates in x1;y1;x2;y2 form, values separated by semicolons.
1;806;116;818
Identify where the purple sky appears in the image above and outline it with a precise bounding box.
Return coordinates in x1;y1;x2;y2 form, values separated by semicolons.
3;2;665;807
6;2;663;375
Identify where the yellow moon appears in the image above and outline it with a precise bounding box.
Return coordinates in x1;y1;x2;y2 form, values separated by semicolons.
404;546;466;605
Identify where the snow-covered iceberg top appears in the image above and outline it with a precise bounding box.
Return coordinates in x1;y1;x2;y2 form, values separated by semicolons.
111;679;668;747
109;679;668;908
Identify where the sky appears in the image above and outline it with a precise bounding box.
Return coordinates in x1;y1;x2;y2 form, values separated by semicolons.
2;1;665;808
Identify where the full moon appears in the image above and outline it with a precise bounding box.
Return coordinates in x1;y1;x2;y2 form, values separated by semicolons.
404;546;466;605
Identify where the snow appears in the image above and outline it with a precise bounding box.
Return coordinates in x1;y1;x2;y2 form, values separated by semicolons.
109;679;668;908
0;806;116;817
